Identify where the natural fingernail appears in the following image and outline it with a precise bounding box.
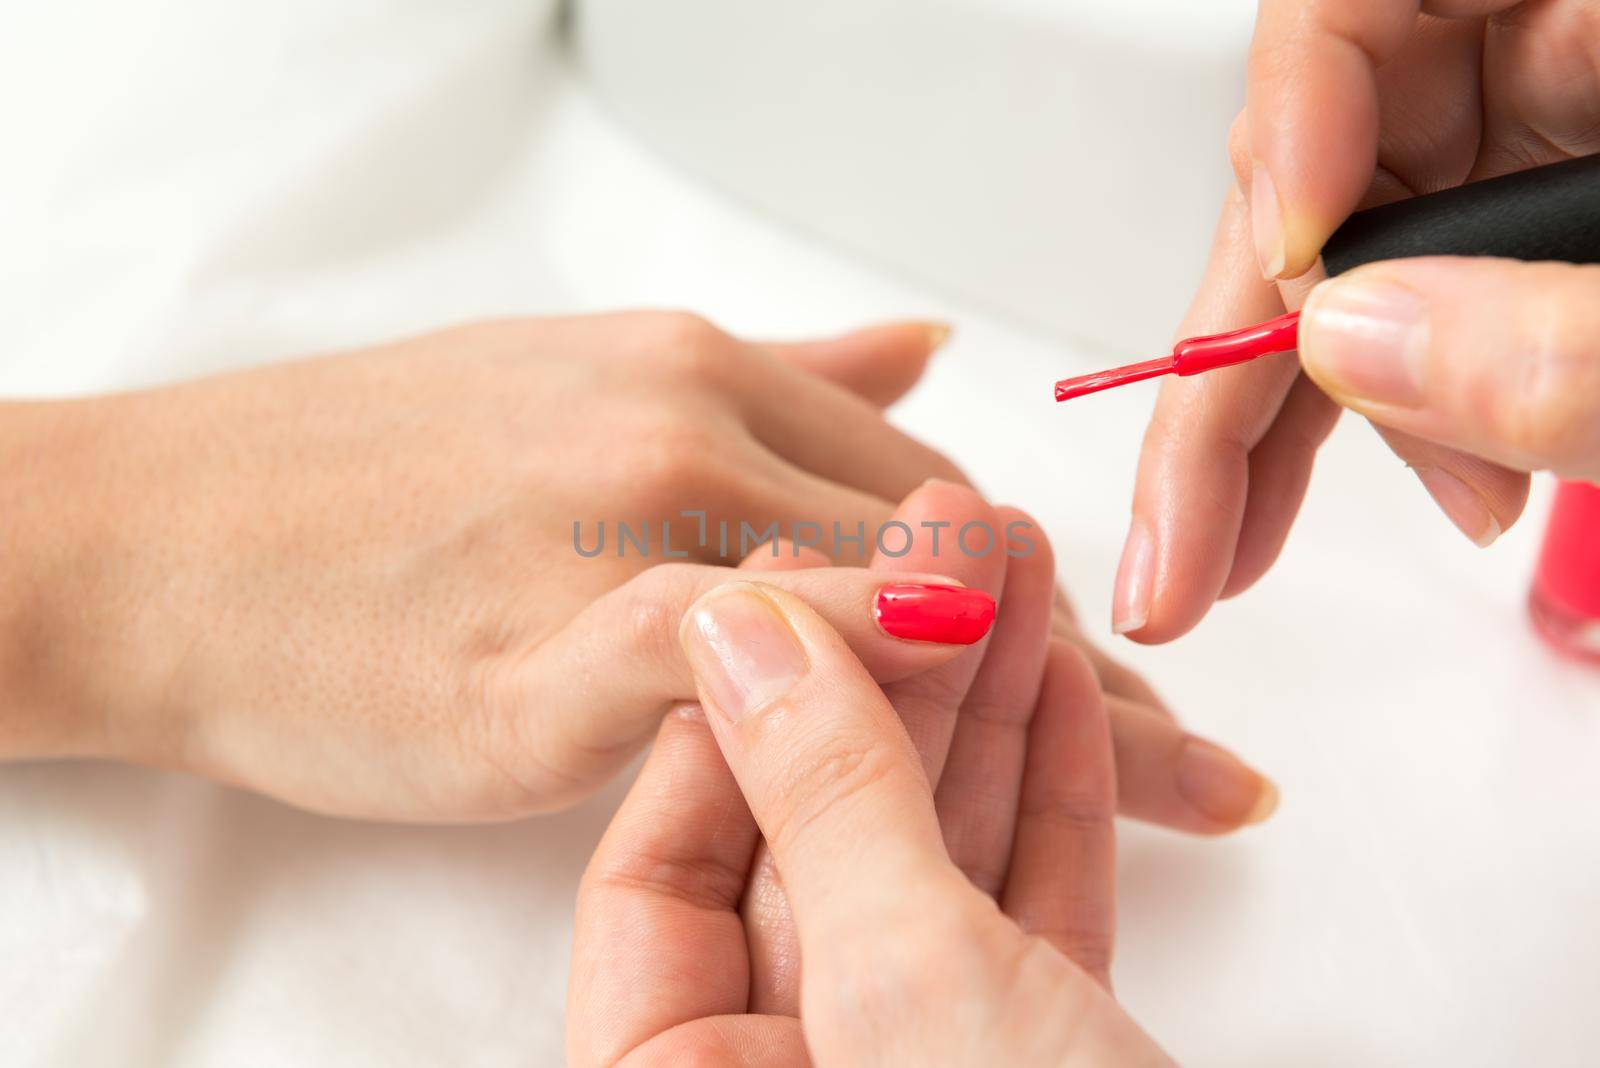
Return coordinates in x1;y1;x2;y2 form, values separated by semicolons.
681;584;808;722
1177;737;1278;827
1250;163;1287;279
875;583;996;645
924;322;954;351
1112;519;1155;636
1300;277;1429;408
1414;466;1501;548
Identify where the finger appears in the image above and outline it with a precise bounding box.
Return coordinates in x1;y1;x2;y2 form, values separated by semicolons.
1219;373;1343;598
568;705;760;1068
1000;641;1116;988
875;480;1009;782
1475;0;1600;176
760;320;952;407
934;507;1056;898
734;547;826;1018
744;479;1006;1015
570;548;812;1067
739;449;896;566
506;562;996;812
684;583;1169;1065
1371;424;1530;548
735;343;970;504
678;582;957;948
1298;257;1600;482
617;1017;809;1068
740;845;798;1015
1109;697;1278;835
1043;620;1276;835
1245;0;1522;278
1117;187;1297;643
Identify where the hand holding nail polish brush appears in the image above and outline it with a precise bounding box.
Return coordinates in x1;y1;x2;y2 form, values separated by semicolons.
1106;0;1600;656
1084;153;1600;654
1057;153;1600;404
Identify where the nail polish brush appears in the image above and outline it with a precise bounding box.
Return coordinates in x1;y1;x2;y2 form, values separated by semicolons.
1055;152;1600;403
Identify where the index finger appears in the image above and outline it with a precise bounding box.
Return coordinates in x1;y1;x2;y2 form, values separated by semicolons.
1248;0;1521;278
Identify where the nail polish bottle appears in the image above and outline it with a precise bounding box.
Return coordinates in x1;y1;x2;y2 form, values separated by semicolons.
1529;480;1600;664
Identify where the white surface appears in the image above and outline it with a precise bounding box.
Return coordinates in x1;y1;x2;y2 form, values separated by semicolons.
571;0;1255;357
3;3;1600;1066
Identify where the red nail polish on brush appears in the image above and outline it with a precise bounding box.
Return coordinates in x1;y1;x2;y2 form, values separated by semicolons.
1055;155;1600;405
875;584;996;645
1530;480;1600;665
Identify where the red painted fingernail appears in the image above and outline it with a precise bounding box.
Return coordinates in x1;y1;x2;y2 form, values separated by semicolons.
874;584;996;645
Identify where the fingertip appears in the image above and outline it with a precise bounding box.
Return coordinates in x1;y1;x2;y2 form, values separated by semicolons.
765;320;951;407
1110;521;1214;646
1175;736;1279;834
1249;161;1288;280
1414;466;1504;548
873;583;996;646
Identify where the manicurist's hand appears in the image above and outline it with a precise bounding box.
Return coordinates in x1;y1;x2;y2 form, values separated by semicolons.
0;312;1265;826
568;567;1173;1065
1116;1;1600;642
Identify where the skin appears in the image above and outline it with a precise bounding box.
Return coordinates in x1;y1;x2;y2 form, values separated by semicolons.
1117;0;1600;643
0;310;1271;825
568;525;1173;1065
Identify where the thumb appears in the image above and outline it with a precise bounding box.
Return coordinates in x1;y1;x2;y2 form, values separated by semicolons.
1298;257;1600;483
676;581;952;939
761;320;951;407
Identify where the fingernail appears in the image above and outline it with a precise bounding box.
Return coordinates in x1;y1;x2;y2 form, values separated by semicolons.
924;322;954;351
1177;737;1279;827
681;584;808;721
1250;162;1287;279
1414;466;1501;548
1300;277;1429;408
1112;520;1155;636
874;583;995;645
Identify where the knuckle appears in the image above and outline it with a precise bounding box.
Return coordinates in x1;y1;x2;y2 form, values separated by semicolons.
618;562;711;659
624;417;738;504
590;845;750;913
454;649;579;815
960;694;1032;731
1020;786;1114;838
641;311;737;379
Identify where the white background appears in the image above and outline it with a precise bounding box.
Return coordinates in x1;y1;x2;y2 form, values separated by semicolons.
3;2;1599;1065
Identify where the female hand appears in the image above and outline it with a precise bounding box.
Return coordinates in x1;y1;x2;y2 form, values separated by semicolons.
568;545;1173;1065
0;312;978;818
0;311;1260;825
1116;1;1600;642
726;482;1274;1023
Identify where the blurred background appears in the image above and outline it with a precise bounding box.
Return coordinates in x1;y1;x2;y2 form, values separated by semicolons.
3;3;1597;1065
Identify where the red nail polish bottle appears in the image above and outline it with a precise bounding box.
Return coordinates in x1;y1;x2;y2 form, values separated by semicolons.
1530;480;1600;664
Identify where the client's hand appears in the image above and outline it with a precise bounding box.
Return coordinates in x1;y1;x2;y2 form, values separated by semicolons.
568;567;1172;1064
1;313;975;818
2;312;1265;828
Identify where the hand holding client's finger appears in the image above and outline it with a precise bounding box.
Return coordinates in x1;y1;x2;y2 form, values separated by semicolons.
678;581;1171;1065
